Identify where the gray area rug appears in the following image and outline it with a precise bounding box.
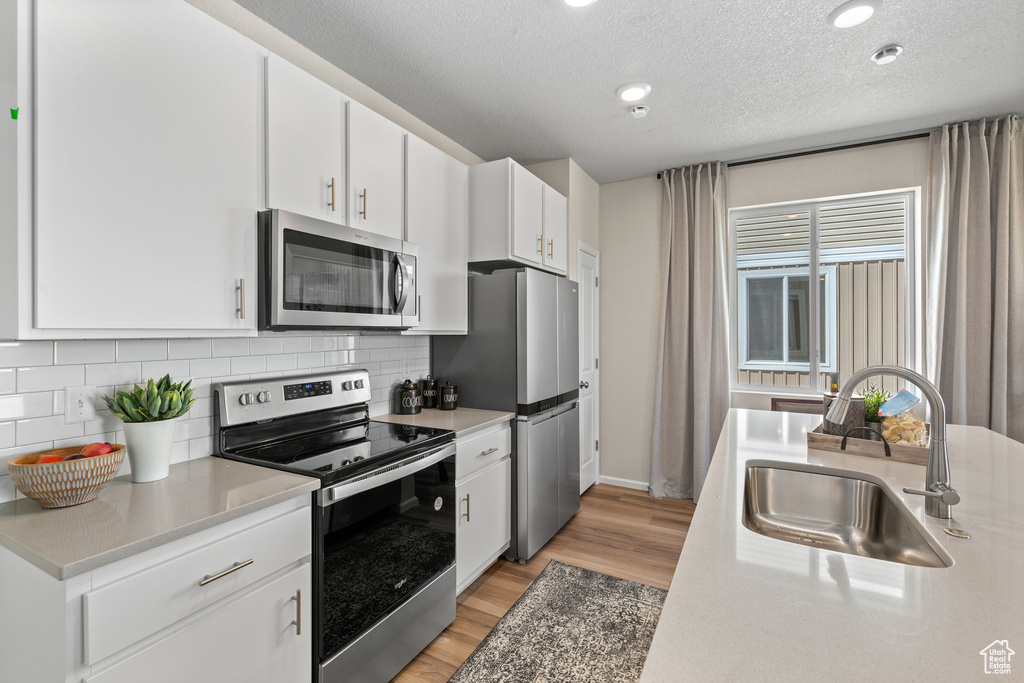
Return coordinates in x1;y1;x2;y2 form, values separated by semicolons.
449;560;667;683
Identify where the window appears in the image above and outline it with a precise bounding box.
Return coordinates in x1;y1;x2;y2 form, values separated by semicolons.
730;190;915;392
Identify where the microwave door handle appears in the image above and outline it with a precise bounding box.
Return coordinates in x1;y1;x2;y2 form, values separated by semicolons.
392;254;411;313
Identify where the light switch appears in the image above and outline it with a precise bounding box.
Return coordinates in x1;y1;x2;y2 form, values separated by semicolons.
65;385;96;423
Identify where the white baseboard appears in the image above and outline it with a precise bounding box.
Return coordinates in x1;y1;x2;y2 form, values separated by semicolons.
597;475;649;491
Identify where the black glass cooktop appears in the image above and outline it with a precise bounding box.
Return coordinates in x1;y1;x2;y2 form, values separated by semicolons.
216;408;453;486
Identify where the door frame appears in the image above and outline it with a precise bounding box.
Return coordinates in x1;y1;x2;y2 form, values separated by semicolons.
576;240;600;493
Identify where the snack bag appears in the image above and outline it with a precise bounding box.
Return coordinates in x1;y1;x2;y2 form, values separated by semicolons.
879;390;928;447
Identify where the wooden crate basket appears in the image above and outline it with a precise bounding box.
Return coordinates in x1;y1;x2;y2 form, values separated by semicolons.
807;424;929;466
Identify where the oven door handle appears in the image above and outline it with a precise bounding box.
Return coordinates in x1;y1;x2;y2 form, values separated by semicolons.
324;442;455;505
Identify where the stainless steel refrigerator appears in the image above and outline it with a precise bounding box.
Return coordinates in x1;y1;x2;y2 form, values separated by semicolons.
432;268;580;561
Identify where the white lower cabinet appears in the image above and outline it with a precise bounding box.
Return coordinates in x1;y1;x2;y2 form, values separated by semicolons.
0;496;311;683
455;423;512;594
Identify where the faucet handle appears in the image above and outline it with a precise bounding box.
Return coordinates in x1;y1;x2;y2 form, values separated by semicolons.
903;483;960;506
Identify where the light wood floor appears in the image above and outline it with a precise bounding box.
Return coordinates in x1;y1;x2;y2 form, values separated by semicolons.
392;484;697;682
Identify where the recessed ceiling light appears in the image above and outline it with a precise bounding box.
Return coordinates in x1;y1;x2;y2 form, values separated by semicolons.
564;0;596;7
616;83;651;102
827;0;881;28
871;44;903;65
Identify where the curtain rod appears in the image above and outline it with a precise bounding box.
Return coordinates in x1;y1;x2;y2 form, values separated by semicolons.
655;130;931;179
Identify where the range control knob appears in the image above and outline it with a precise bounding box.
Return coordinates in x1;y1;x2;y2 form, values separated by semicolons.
342;381;354;391
238;392;255;406
354;379;365;389
256;390;272;404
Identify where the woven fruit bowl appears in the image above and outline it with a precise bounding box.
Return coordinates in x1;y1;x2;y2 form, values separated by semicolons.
7;445;126;509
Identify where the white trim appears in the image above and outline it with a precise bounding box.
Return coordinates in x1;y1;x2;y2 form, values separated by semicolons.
736;265;837;372
598;475;649;491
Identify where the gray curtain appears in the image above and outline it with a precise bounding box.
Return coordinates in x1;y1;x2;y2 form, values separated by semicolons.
926;115;1024;441
649;163;730;502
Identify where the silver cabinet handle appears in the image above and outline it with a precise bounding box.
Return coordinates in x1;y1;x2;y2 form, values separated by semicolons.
580;381;589;389
199;559;253;586
479;447;498;456
236;279;245;319
291;589;302;636
359;188;368;218
463;494;471;522
327;177;336;211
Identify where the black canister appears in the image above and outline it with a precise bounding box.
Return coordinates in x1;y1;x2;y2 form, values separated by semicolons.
439;381;458;411
419;375;439;409
393;379;423;415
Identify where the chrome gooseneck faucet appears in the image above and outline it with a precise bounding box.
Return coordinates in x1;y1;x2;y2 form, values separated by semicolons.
825;365;959;519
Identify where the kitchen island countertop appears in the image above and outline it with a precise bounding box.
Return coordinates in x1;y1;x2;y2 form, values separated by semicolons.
376;407;514;439
0;456;319;580
642;408;1024;681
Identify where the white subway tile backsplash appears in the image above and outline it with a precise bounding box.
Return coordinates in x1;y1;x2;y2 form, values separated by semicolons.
168;338;212;360
189;397;213;419
310;336;338;352
370;349;390;363
0;341;53;368
17;365;85;392
189;357;232;378
352;350;372;364
248;337;283;356
212;338;250;357
189;436;214;460
54;340;115;365
82;411;122;436
296;352;325;369
53;391;64;415
171;440;190;466
16;414;84;446
0;423;14;449
141;360;191;381
116;339;169;362
0;369;14;395
0;475;15;501
85;362;143;387
265;354;297;372
0;392;54;421
282;337;312;353
337;336;357;351
230;355;266;375
358;336;382;349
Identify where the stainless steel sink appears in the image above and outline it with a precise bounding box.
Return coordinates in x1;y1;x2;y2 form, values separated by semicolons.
742;461;952;568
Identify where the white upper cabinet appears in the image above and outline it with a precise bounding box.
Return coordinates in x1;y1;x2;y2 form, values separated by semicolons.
469;158;567;275
347;100;406;240
541;185;568;274
266;54;347;223
32;0;260;333
405;134;469;335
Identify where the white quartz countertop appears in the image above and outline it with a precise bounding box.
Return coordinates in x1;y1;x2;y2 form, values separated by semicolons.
641;408;1024;681
0;457;319;580
376;407;514;439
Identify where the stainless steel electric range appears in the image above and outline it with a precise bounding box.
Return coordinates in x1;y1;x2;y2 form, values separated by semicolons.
212;370;456;683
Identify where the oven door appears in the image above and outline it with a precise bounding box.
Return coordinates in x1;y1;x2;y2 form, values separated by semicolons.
316;444;456;672
259;208;418;330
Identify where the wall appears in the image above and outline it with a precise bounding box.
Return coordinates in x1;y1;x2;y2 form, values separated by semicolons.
596;137;931;486
185;0;484;167
526;158;601;281
597;177;661;486
0;334;429;503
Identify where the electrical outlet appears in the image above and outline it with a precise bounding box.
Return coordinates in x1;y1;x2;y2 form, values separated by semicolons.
400;358;411;376
65;385;96;423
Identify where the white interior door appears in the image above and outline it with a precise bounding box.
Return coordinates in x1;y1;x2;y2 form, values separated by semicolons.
577;243;600;493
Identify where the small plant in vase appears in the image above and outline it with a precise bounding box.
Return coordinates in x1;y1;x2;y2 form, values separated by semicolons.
862;385;891;439
103;375;195;483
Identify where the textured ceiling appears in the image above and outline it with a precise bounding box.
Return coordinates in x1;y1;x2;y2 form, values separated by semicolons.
235;0;1024;184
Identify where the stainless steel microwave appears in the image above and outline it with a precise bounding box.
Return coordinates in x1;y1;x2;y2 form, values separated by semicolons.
258;209;418;330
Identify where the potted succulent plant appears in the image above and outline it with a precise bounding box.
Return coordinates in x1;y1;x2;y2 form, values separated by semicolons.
861;385;891;441
103;374;195;483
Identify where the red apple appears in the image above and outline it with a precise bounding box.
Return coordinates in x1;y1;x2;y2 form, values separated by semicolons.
81;442;113;457
37;454;65;464
63;453;87;461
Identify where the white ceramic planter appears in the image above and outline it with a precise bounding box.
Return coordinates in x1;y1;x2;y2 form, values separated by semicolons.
122;418;178;483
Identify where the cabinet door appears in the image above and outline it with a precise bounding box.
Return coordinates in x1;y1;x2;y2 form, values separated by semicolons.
542;186;568;274
456;458;511;593
405;134;468;334
85;563;311;683
267;54;345;223
510;163;544;264
34;0;259;331
347;100;405;240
